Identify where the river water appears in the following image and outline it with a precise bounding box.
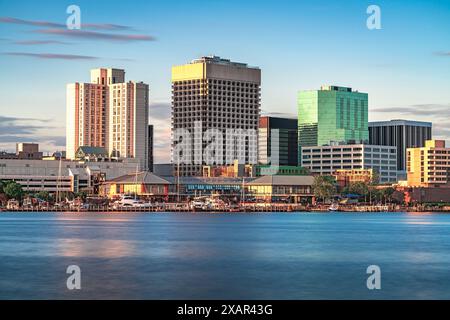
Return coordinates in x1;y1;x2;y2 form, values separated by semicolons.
1;212;449;299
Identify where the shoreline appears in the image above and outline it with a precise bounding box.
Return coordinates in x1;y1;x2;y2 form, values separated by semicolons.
1;206;449;214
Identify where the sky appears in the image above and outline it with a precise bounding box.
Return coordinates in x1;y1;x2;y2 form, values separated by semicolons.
0;0;449;162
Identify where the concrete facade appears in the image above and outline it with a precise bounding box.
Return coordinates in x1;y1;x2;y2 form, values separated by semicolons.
301;144;398;183
171;56;261;176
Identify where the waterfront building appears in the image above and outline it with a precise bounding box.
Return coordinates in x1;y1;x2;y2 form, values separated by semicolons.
301;144;397;183
246;175;314;203
0;158;140;194
66;68;150;170
258;116;298;166
298;85;368;149
100;171;171;199
407;140;450;188
403;187;450;203
369;119;432;175
100;173;315;203
171;56;261;176
333;169;373;188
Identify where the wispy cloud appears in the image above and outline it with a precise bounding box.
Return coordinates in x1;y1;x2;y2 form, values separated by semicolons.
0;16;131;31
372;104;450;117
3;52;99;60
34;28;155;42
0;116;64;153
150;102;171;120
13;40;71;45
0;116;51;135
81;23;131;31
0;16;63;28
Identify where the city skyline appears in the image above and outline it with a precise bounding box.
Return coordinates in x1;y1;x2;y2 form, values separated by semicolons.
1;0;449;161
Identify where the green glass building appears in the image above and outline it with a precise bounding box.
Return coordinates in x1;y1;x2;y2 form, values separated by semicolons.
298;85;368;148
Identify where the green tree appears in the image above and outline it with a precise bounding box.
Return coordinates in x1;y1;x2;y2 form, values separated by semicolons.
347;181;369;197
0;180;5;194
313;175;337;203
74;191;87;201
35;191;50;201
377;187;395;204
4;181;24;200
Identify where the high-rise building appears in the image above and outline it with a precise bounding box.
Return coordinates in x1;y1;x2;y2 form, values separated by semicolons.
148;125;154;172
258;116;298;166
171;56;261;176
407;140;450;188
66;68;149;170
369;119;432;173
108;81;149;170
298;85;368;149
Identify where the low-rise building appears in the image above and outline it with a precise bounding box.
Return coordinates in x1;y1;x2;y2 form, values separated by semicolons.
301;144;398;183
407;140;450;188
16;143;43;160
100;173;315;203
333;168;373;188
0;158;140;194
100;171;171;199
246;175;314;203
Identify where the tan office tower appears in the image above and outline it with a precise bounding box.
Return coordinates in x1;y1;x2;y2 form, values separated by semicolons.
108;81;149;170
66;68;149;170
171;56;261;176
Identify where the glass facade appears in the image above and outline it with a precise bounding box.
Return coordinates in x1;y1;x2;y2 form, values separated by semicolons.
258;116;298;166
298;86;369;151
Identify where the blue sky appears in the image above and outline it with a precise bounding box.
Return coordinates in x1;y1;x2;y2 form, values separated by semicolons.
0;0;449;161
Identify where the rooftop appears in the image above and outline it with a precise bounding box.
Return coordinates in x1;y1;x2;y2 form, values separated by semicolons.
320;85;353;92
190;55;258;69
247;175;315;186
107;171;171;185
369;119;432;127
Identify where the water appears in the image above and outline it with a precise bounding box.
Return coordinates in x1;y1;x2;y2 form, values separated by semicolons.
1;212;450;299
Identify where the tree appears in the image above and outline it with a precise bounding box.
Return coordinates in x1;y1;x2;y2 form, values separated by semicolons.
4;181;24;200
377;187;395;204
35;191;50;202
0;180;5;194
313;175;337;203
74;191;87;201
347;182;369;197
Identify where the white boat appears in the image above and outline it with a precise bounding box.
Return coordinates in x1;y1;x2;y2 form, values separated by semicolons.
115;195;151;208
328;203;339;212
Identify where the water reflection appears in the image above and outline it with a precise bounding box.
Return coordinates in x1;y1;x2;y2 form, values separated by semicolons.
2;212;450;299
57;238;137;258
